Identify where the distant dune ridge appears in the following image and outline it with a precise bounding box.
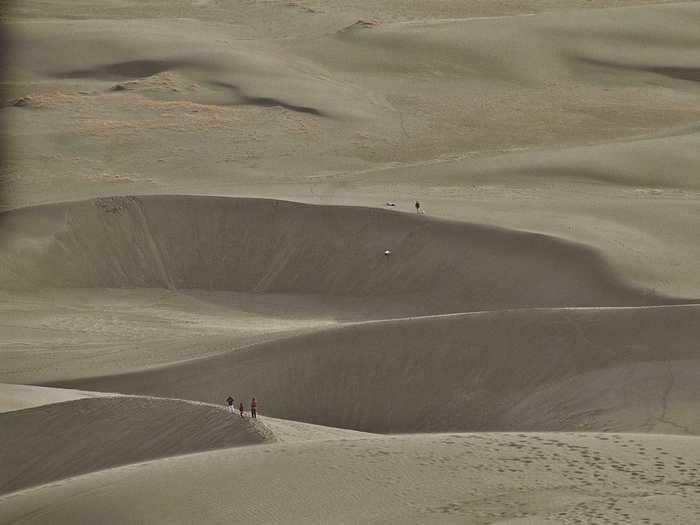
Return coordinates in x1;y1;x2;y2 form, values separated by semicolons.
0;195;665;309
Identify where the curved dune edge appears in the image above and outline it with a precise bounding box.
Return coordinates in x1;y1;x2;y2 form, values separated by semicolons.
0;195;674;311
0;383;108;413
1;432;699;524
55;304;700;434
261;416;375;444
0;287;344;386
0;395;268;496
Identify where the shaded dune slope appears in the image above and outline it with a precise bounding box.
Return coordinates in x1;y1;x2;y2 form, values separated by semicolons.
58;305;700;434
0;196;665;314
0;396;266;495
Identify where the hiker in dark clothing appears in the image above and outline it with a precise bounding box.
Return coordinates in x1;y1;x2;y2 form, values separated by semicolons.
251;397;257;419
226;396;234;414
239;401;245;418
415;201;421;214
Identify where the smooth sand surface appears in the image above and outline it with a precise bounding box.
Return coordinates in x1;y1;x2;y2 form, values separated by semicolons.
1;432;699;524
0;383;106;414
57;304;700;434
0;196;660;303
2;194;682;385
0;286;337;383
0;395;268;495
260;415;374;444
4;1;700;296
2;0;699;523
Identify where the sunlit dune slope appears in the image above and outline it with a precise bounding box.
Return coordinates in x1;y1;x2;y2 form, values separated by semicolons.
58;304;700;434
1;432;699;524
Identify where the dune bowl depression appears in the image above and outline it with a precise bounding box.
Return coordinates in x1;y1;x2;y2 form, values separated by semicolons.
2;0;700;524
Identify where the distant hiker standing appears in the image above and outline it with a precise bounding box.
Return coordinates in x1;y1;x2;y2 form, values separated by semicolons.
226;395;234;414
251;397;257;419
239;401;245;418
415;201;421;214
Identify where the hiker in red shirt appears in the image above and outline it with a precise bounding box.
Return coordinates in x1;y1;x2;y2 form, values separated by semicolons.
251;397;257;419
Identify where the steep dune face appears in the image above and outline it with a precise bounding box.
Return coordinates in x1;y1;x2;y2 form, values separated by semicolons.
0;396;266;495
0;196;659;312
60;305;700;434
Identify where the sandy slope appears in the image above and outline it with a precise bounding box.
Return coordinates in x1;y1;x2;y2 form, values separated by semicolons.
0;383;105;414
0;286;337;384
3;194;684;386
0;195;661;306
0;395;267;495
1;0;700;523
3;2;700;296
57;304;700;434
261;416;374;444
2;193;677;380
1;432;699;524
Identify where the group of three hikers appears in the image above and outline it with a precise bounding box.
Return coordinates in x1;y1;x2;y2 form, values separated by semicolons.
226;395;257;418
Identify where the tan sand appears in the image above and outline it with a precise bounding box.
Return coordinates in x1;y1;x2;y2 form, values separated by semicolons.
4;194;685;386
0;383;106;414
0;286;337;384
1;0;699;522
58;304;700;434
261;415;375;444
0;196;666;304
4;2;700;296
1;432;699;524
0;395;268;495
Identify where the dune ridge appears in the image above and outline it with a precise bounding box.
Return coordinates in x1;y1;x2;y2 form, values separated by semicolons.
0;395;268;495
5;3;700;297
0;195;667;310
55;304;700;434
2;0;700;522
0;383;106;414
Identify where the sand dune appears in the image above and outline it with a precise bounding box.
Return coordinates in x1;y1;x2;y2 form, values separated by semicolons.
57;304;700;434
5;193;685;386
0;383;105;414
0;195;662;308
2;0;700;522
4;4;700;297
289;123;700;298
6;17;373;120
9;0;683;26
0;395;267;495
0;287;338;384
261;416;374;444
1;432;698;524
367;127;700;190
